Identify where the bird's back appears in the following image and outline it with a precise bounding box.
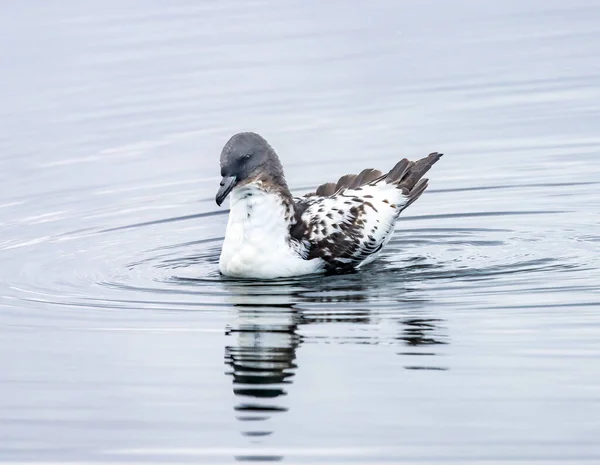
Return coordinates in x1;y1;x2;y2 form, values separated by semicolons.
291;153;443;272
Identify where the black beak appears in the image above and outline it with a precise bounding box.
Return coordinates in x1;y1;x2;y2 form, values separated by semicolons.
215;176;237;206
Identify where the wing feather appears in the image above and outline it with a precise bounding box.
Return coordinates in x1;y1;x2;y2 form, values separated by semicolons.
292;152;443;271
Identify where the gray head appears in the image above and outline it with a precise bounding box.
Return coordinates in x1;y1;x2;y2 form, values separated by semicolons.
215;132;288;206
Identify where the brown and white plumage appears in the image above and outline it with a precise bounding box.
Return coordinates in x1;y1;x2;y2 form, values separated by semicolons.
215;132;443;279
290;153;443;271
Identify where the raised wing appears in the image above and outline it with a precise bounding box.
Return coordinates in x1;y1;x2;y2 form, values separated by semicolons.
290;153;442;270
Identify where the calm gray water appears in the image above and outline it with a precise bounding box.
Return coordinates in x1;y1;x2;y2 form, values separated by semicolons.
1;1;600;464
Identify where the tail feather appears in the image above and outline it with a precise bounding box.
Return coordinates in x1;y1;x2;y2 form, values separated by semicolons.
396;152;442;189
386;159;413;184
306;152;443;200
403;178;429;209
387;152;442;203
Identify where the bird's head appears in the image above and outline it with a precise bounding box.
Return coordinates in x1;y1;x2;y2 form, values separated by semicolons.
215;132;286;206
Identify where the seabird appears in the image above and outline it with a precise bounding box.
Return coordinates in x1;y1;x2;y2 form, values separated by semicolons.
215;132;443;279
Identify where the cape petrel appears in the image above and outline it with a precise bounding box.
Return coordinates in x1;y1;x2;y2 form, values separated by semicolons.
215;132;442;279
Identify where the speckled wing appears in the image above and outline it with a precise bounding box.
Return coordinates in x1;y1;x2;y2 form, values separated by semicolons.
290;153;443;271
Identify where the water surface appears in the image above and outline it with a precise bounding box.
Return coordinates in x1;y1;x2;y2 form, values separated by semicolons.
1;1;600;463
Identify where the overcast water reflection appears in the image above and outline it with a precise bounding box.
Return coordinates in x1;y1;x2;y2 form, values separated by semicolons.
1;1;600;463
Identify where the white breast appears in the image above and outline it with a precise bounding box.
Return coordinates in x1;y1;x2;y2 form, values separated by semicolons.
219;184;324;279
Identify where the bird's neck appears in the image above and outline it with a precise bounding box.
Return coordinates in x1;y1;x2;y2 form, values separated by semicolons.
228;182;296;234
241;170;292;199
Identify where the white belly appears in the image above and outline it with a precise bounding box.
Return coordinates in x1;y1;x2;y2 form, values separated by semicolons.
219;185;323;279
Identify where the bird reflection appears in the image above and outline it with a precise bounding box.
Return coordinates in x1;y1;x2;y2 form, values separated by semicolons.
223;300;298;462
397;317;449;371
397;317;447;347
221;266;449;460
224;304;299;429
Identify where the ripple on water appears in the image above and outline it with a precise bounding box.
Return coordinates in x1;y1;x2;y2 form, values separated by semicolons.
1;186;594;317
3;190;593;431
0;159;599;463
3;0;600;461
1;171;598;451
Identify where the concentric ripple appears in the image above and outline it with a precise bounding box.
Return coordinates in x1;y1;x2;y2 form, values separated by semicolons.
2;1;600;460
1;179;595;322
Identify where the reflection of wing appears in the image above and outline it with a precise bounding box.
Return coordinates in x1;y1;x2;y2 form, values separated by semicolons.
290;153;443;271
